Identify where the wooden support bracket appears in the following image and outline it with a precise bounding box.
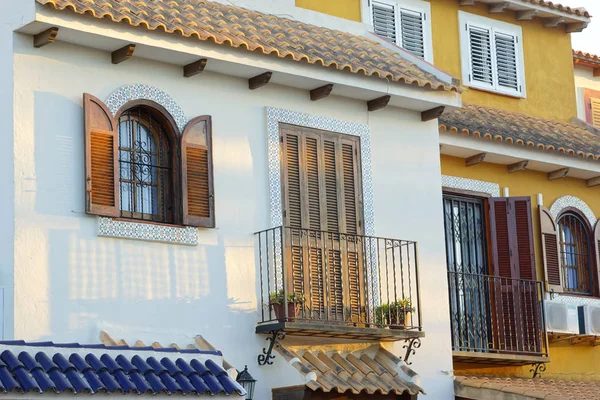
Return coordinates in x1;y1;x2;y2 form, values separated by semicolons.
33;27;59;48
112;44;136;64
465;153;486;167
310;84;334;101
587;177;600;187
367;95;391;112
459;0;476;5
516;10;537;20
249;72;272;90
488;2;509;13
183;59;208;77
543;17;566;28
548;168;569;181
566;22;588;33
421;106;445;122
508;160;529;173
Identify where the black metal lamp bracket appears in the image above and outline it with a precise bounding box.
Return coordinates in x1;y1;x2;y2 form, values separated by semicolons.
402;338;421;365
258;330;286;366
530;362;546;379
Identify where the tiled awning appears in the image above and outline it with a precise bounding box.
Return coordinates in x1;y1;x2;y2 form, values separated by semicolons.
455;376;600;400
36;0;460;93
275;344;424;396
439;103;600;161
0;340;245;396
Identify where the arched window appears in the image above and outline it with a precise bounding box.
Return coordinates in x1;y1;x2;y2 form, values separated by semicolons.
117;108;172;223
557;212;592;294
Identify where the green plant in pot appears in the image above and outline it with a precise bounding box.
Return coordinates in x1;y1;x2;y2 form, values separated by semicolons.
374;298;414;329
269;290;305;322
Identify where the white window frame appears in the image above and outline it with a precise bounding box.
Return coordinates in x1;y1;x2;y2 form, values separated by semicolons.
458;11;526;98
362;0;434;63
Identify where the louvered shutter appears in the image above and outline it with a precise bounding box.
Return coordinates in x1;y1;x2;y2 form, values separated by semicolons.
181;115;215;227
399;8;425;59
84;93;120;217
539;206;563;293
372;1;397;44
594;221;600;295
494;31;519;92
467;25;494;88
590;97;600;127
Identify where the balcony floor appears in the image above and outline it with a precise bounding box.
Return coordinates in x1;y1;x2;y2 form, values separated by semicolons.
256;321;425;342
453;351;550;366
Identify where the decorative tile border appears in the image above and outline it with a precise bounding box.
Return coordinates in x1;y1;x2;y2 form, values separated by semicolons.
97;217;198;246
441;175;500;197
266;107;374;236
550;195;596;227
552;293;600;307
105;84;188;132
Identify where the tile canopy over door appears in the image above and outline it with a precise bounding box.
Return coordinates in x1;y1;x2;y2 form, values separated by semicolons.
280;123;365;321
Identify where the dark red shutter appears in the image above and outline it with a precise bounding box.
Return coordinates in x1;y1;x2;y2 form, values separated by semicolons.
539;206;563;293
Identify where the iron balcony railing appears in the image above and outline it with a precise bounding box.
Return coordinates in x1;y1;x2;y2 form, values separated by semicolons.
255;226;422;331
448;271;548;356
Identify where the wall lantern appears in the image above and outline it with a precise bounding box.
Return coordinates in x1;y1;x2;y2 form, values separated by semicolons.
236;365;256;400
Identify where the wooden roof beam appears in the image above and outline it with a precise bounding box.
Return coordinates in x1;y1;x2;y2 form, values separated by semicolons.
587;177;600;187
516;10;537;20
367;95;390;112
421;106;445;122
33;27;59;48
488;2;510;13
548;168;569;181
543;17;566;28
249;72;272;90
183;59;207;77
508;160;529;173
566;22;588;33
459;0;476;5
112;44;136;64
594;68;600;78
465;153;486;167
310;84;334;101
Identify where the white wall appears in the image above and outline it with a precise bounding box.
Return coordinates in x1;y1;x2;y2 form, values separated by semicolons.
11;34;453;399
574;65;600;120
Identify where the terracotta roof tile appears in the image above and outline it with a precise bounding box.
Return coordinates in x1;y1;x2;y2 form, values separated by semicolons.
518;1;590;17
275;344;423;396
439;104;600;161
573;49;600;68
456;376;600;400
36;0;459;92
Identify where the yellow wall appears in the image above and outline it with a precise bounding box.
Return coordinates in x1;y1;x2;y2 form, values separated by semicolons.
295;0;361;21
442;154;600;380
295;0;577;121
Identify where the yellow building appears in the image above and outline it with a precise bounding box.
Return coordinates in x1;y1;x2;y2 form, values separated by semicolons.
297;0;600;398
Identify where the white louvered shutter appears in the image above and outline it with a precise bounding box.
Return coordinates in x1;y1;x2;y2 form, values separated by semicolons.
495;31;519;92
372;1;397;43
591;97;600;127
399;7;425;58
467;25;494;87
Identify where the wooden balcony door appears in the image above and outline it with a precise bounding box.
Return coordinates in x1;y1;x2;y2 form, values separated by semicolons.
280;124;365;322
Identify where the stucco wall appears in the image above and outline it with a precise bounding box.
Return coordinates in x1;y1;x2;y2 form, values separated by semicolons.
11;34;454;398
441;154;600;381
295;0;362;22
574;65;600;122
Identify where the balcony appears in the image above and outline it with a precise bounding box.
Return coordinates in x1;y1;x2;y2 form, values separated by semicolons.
255;227;423;342
448;271;549;365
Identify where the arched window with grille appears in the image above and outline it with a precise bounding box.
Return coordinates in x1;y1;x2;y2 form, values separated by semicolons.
557;212;592;294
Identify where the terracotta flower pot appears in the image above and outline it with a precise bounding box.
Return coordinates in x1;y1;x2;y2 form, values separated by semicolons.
271;302;298;322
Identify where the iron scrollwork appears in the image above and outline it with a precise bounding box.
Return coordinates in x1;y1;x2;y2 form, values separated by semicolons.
257;330;286;366
402;337;421;365
530;362;546;379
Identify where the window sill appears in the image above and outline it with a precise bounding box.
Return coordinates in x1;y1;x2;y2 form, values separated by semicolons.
551;293;600;307
465;84;526;99
97;217;198;246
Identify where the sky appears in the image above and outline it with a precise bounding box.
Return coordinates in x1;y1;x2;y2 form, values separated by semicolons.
559;0;600;54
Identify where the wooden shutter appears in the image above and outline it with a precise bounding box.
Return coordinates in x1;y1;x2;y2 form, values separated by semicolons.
372;1;397;44
584;89;600;127
399;7;425;58
181;115;215;227
594;221;600;296
467;24;494;88
84;93;120;217
592;98;600;127
494;31;519;92
539;205;563;293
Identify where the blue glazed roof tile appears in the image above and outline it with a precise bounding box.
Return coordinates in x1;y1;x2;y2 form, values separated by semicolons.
0;342;244;396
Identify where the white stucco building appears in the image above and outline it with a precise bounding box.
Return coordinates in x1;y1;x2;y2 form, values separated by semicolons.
0;0;462;398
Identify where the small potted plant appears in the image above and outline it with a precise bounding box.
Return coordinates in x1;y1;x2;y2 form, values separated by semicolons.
269;290;305;322
374;298;414;329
